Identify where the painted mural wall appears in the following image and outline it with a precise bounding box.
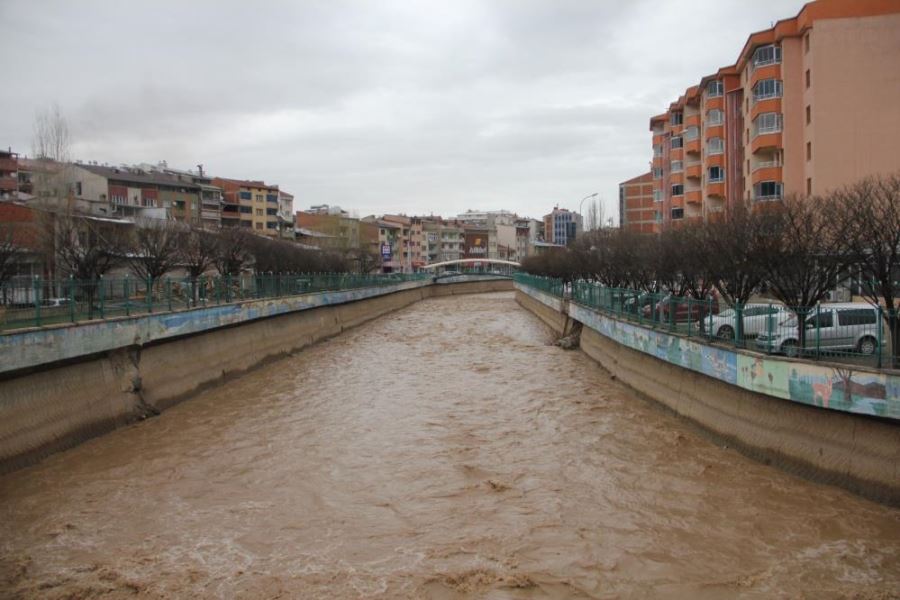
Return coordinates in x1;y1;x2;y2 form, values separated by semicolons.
563;295;900;421
0;280;431;375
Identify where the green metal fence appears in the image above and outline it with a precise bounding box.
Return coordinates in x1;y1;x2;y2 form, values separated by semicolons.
513;273;566;298
515;274;891;369
0;272;430;332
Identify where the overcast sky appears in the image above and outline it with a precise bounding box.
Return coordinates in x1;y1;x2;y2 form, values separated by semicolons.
1;0;805;222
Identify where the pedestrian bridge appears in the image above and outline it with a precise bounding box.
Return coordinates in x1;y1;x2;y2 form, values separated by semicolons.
420;258;520;281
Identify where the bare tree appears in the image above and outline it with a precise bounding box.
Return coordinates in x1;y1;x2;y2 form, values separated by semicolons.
32;103;71;162
30;103;74;207
703;201;771;340
41;212;130;281
586;198;604;232
39;212;131;317
214;227;252;276
0;224;24;289
179;225;219;301
840;173;900;365
128;218;181;284
757;195;856;352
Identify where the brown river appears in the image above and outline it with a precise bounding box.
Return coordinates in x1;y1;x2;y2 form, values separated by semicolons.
1;291;899;599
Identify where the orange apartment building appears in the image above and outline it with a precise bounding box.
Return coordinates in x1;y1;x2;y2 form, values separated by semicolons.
633;0;900;230
618;172;656;233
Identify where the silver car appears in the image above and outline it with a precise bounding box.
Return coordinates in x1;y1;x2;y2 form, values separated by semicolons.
708;303;787;340
755;303;881;356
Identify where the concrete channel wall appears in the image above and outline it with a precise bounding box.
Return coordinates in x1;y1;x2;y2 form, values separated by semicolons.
0;278;512;474
515;284;900;505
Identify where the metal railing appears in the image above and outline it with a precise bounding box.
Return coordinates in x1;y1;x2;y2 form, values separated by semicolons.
0;272;430;332
515;274;891;369
514;273;566;298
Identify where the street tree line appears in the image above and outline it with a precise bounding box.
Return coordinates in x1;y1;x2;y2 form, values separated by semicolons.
27;212;378;288
522;173;900;363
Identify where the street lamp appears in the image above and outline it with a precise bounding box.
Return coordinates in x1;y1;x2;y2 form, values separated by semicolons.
578;192;598;231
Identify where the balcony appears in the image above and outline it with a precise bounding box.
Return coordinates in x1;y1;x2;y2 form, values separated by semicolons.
751;132;782;154
706;182;726;198
752;165;783;184
684;138;701;154
0;177;17;191
752;159;783;172
685;190;702;204
750;97;781;120
0;158;18;172
685;163;702;179
750;63;781;88
704;96;724;111
705;124;724;139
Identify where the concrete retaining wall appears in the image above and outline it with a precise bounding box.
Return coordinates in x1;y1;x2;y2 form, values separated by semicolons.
515;288;900;504
0;278;511;474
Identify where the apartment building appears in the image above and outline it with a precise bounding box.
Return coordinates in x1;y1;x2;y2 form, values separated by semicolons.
542;206;582;246
618;172;657;233
213;178;280;235
648;0;900;228
422;218;464;264
363;218;402;273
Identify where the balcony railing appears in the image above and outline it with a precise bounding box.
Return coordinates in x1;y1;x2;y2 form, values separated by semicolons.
753;160;783;172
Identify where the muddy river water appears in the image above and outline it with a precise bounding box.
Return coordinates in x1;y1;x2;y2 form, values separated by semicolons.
1;291;899;599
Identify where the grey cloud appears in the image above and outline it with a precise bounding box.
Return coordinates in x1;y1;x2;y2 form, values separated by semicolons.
1;0;807;222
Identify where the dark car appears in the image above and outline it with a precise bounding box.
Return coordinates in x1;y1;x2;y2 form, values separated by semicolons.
642;291;720;323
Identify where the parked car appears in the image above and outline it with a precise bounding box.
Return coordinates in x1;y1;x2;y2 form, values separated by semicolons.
707;303;788;340
622;292;655;316
642;291;720;323
41;298;71;308
755;303;880;356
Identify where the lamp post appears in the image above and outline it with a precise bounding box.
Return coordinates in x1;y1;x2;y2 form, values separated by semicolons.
578;192;598;234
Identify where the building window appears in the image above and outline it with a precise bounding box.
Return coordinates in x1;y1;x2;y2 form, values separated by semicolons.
671;184;684;196
255;208;263;216
752;44;782;68
671;112;683;126
754;181;783;201
255;222;263;230
707;137;724;155
805;69;811;88
746;159;750;175
671;208;684;219
239;191;252;200
752;112;783;137
653;144;663;157
653;189;662;203
752;79;783;103
707;80;723;97
671;160;683;172
684;126;699;141
806;105;811;124
806;142;812;161
807;178;812;195
708;166;725;182
671;136;683;149
804;33;810;53
706;109;723;125
652;167;663;179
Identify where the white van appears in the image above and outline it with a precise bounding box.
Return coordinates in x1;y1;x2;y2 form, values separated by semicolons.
755;303;880;356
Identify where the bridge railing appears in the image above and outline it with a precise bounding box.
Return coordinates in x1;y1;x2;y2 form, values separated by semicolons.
0;272;431;333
